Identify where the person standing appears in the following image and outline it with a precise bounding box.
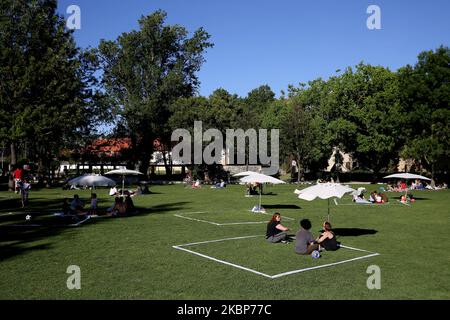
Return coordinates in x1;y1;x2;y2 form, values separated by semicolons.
20;180;31;208
291;159;298;182
266;212;290;243
295;219;319;255
13;166;24;194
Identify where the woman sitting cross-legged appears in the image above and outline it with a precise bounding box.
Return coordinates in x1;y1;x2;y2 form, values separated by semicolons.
266;212;290;243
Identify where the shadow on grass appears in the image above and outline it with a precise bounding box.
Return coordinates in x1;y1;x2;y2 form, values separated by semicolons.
261;192;278;196
404;197;432;201
332;228;378;237
143;202;191;215
0;197;119;223
0;201;191;261
0;225;74;262
263;204;301;209
0;242;53;261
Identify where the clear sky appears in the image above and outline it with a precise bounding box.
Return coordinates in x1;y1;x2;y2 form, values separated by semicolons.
57;0;450;98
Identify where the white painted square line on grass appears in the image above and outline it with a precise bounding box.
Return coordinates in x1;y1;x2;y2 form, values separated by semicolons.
5;215;92;227
173;235;380;279
173;235;273;278
174;212;295;226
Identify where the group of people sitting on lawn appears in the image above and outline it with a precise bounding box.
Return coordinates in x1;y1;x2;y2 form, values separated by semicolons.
210;179;227;189
368;190;388;203
62;192;136;218
106;194;136;216
184;173;228;189
385;179;447;192
266;213;339;255
352;188;388;204
109;185;147;197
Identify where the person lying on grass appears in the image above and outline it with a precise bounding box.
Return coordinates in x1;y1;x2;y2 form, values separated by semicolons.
315;221;339;251
266;212;290;243
295;219;319;255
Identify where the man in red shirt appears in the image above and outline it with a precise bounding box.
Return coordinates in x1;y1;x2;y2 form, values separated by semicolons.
13;167;24;194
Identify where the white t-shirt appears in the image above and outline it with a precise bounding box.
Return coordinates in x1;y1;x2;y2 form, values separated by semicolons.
109;187;118;196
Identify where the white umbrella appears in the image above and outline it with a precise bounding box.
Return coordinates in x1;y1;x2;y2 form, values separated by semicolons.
383;173;431;181
240;173;285;213
294;183;355;221
68;174;116;188
105;169;143;195
233;171;259;177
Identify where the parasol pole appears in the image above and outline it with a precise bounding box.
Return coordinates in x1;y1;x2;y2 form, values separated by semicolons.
327;198;330;222
122;175;125;196
259;190;262;212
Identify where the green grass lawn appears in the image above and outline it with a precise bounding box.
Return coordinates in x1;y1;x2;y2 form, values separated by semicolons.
0;183;449;299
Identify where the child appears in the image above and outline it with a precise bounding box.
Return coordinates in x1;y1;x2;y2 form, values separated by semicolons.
20;180;31;208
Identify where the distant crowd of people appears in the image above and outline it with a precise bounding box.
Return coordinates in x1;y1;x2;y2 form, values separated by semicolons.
385;179;448;192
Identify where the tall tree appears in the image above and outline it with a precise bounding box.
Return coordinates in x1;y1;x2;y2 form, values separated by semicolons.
262;95;326;181
398;46;450;177
98;10;213;175
309;64;403;177
238;85;275;130
0;0;105;187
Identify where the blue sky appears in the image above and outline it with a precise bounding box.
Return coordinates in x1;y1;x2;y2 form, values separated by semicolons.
57;0;450;98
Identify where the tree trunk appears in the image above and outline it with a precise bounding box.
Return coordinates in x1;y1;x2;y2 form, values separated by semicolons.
431;163;435;180
138;154;151;179
8;143;17;191
296;154;301;183
10;143;17;165
162;150;172;178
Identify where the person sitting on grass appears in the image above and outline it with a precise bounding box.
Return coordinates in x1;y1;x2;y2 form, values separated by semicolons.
69;194;84;214
192;179;201;189
131;186;143;197
124;194;136;214
109;197;127;217
295;219;319;255
316;221;339;251
266;212;290;243
62;198;70;215
212;179;226;189
369;190;378;203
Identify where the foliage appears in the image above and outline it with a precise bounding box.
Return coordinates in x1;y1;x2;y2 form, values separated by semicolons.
98;10;213;174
